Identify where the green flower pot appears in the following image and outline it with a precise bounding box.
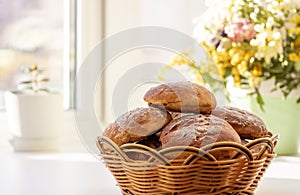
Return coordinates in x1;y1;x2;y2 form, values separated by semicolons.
249;96;300;155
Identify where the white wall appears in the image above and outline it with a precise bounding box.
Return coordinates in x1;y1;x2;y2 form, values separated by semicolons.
102;0;207;124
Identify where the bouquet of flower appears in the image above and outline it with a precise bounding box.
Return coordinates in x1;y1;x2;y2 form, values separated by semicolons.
169;0;300;109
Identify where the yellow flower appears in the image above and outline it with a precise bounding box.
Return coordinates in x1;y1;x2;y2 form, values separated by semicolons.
194;71;204;84
295;36;300;48
237;61;248;75
169;53;196;67
230;54;242;66
229;48;244;66
234;74;241;87
244;52;255;62
289;53;300;62
228;47;240;56
223;62;231;68
218;66;226;77
231;67;239;75
251;61;263;76
287;13;300;35
214;51;231;63
249;77;260;88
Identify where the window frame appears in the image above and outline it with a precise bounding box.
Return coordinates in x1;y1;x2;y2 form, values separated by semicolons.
64;0;104;110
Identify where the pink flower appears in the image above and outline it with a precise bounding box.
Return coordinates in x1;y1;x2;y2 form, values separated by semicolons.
225;18;256;42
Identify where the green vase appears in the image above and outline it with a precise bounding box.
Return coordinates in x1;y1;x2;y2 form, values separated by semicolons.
249;96;300;155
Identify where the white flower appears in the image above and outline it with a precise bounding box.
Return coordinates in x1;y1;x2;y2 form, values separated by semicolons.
250;28;283;64
193;6;229;43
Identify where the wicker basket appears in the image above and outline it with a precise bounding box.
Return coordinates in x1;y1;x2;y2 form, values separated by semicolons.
97;133;279;195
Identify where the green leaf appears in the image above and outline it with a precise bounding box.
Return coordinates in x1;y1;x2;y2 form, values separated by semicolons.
295;61;300;72
38;78;50;82
18;80;33;84
255;88;265;112
39;88;50;93
21;87;33;91
247;92;256;96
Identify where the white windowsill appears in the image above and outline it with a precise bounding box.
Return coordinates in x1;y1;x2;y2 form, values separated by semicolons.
256;156;300;195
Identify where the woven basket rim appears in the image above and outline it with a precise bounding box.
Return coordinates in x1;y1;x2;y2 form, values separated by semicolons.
97;133;279;163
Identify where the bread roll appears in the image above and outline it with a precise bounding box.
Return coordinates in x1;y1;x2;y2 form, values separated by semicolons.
143;82;217;114
103;107;171;146
212;106;268;139
159;114;241;149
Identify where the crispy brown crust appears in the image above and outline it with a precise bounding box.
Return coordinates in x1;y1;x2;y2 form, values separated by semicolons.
212;106;268;139
159;114;241;148
103;107;172;146
169;111;196;120
143;82;217;114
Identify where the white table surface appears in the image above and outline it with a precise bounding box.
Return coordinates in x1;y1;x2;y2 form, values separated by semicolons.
1;151;300;195
0;152;121;195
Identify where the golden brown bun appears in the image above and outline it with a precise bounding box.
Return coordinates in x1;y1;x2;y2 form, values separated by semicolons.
212;106;268;139
159;114;241;149
143;82;217;114
103;107;172;146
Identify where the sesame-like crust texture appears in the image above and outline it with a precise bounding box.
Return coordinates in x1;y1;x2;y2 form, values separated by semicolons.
143;82;217;114
159;114;241;149
212;106;268;139
103;107;172;146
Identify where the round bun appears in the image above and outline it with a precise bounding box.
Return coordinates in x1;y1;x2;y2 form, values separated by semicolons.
159;114;241;149
143;82;217;114
103;107;171;146
212;106;268;139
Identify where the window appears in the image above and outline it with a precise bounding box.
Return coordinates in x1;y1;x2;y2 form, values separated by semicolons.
0;0;76;109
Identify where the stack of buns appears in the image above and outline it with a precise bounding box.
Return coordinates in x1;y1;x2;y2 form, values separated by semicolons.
103;81;269;159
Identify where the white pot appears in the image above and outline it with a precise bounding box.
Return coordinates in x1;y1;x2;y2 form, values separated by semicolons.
4;91;63;151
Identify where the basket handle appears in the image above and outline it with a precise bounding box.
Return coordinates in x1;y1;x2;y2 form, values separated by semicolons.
183;147;217;165
271;133;280;147
267;132;279;147
96;136;131;162
121;144;170;165
201;142;254;161
244;137;273;160
159;146;217;165
245;134;279;160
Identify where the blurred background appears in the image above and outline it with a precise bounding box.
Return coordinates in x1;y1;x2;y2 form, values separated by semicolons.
0;1;299;195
